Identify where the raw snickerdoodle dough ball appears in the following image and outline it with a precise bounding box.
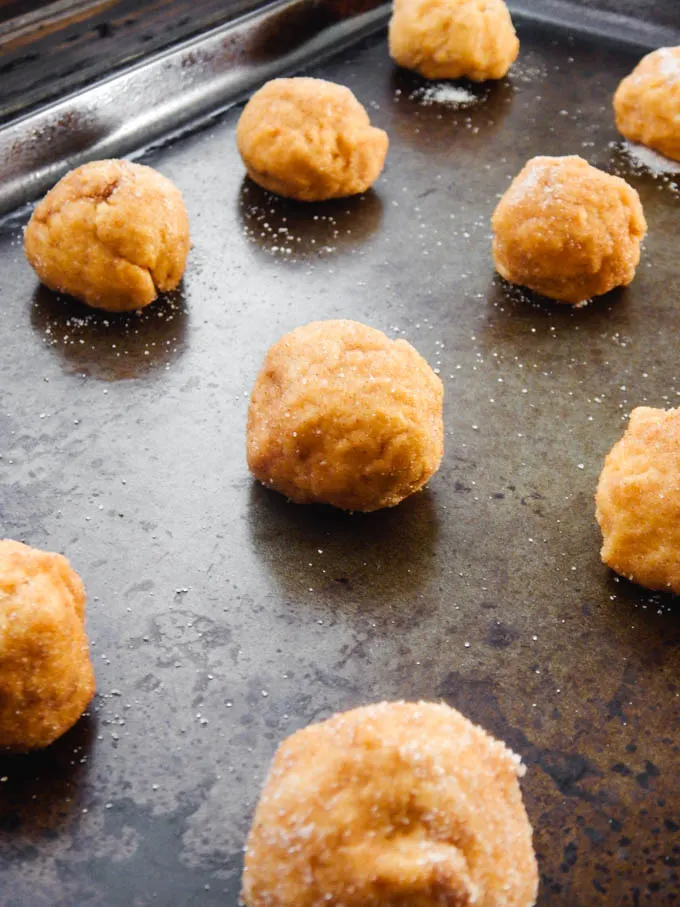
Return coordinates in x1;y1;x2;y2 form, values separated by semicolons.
0;540;95;752
614;47;680;162
246;320;444;511
389;0;519;81
242;700;539;907
492;155;647;304
596;407;680;593
236;78;389;202
24;159;190;312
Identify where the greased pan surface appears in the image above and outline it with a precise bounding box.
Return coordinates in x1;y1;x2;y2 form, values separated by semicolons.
0;11;679;907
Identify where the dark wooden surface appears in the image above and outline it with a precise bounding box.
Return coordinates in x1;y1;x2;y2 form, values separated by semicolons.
0;0;51;19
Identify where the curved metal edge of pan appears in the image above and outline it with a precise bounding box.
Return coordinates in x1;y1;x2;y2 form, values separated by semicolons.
0;0;678;219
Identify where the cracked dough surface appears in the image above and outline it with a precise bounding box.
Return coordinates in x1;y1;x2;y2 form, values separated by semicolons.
246;319;444;512
596;407;680;593
0;539;95;752
614;47;680;162
242;700;538;907
24;159;190;312
236;78;389;202
492;155;646;304
389;0;519;81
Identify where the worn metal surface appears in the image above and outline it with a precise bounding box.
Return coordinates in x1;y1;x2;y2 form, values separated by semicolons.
0;9;679;907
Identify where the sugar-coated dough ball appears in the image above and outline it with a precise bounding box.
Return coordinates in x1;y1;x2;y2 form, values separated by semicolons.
492;156;647;304
24;160;190;312
242;700;538;907
236;78;388;202
247;320;444;511
389;0;519;81
0;540;95;752
614;47;680;162
596;407;680;593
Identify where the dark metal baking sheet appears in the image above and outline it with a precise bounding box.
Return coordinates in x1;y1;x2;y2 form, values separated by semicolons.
2;0;679;216
0;5;679;906
1;0;675;131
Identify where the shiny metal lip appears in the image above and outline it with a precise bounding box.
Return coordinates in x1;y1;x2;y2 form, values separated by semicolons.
0;0;390;216
0;0;677;218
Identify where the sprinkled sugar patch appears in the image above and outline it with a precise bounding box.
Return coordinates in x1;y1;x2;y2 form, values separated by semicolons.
622;141;680;176
657;47;680;84
410;83;479;107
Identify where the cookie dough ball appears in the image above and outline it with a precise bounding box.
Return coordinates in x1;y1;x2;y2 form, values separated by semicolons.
614;47;680;162
236;78;389;202
247;320;444;511
596;407;680;593
492;155;647;304
242;700;538;907
389;0;519;81
0;540;95;752
24;160;190;312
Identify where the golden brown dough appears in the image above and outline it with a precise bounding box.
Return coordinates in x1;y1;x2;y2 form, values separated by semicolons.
242;700;539;907
0;540;95;752
596;407;680;593
389;0;519;81
236;78;388;201
614;47;680;162
492;155;646;304
246;319;444;511
24;160;190;312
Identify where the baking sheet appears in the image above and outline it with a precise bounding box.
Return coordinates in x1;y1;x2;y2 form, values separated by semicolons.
0;8;679;906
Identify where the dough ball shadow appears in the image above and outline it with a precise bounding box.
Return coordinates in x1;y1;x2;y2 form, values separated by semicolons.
487;274;630;321
0;711;97;837
602;141;680;197
30;283;189;380
602;571;679;625
238;179;383;260
247;480;441;616
479;275;635;369
388;68;514;149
